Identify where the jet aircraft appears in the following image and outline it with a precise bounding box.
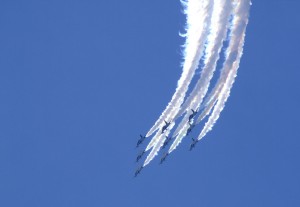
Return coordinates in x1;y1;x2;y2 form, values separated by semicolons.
188;109;198;122
161;120;171;134
162;136;172;149
186;123;195;136
160;152;169;164
134;166;143;177
136;150;145;162
189;138;198;151
136;134;146;148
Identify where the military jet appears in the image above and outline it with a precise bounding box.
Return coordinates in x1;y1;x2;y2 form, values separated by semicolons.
136;134;146;148
189;138;198;151
134;166;143;177
161;120;171;134
186;123;195;136
136;150;145;162
188;109;198;122
162;136;172;149
160;152;169;164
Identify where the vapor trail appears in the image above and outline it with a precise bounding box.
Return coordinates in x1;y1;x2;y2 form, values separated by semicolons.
143;0;216;166
196;0;251;141
137;0;251;168
143;0;214;160
145;0;214;138
176;0;233;119
144;122;174;166
168;0;234;153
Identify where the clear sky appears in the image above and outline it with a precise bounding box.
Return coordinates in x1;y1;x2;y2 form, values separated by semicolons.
0;1;299;207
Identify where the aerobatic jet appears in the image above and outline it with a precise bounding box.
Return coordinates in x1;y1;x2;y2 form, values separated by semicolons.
161;120;171;134
134;166;143;177
188;109;198;122
186;123;195;136
136;134;146;148
136;150;145;162
189;138;198;151
160;153;169;164
162;136;172;149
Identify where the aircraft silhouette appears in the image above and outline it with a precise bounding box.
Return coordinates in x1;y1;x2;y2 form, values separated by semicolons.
162;136;172;149
188;109;198;122
136;134;146;148
189;138;198;151
134;166;143;177
186;123;195;136
161;120;171;134
160;152;169;164
136;150;145;162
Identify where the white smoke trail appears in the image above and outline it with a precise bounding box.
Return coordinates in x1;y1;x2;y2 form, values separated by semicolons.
167;0;233;154
143;0;214;156
143;122;175;166
169;0;233;146
176;0;233;119
139;0;251;168
196;0;251;141
145;120;173;152
145;0;214;138
196;98;218;122
167;93;218;152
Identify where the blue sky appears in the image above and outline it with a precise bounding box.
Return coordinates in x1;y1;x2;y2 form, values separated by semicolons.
0;1;299;206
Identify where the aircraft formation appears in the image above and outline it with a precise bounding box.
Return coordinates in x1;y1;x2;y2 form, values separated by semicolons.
134;109;199;177
133;0;251;177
